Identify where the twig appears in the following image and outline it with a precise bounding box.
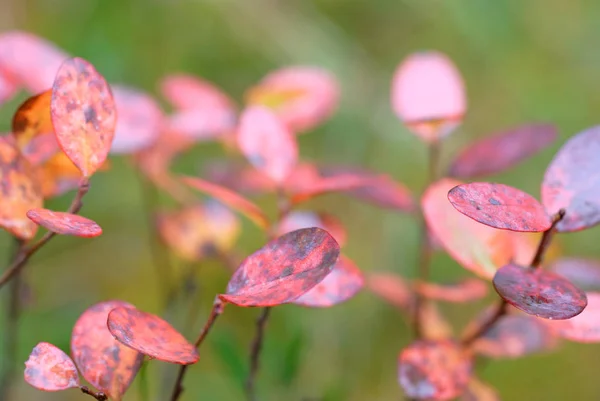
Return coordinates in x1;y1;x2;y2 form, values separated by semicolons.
412;140;440;338
80;386;108;400
461;209;567;346
0;178;90;290
245;307;272;401
170;298;225;401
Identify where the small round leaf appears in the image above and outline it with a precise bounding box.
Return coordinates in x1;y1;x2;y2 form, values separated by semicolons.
24;342;80;391
50;57;117;177
27;208;102;237
220;227;340;307
492;263;587;319
448;182;551;232
108;307;199;365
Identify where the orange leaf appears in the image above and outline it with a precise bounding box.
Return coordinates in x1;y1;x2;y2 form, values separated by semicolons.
50;57;116;177
71;300;144;400
27;208;102;237
0;136;43;239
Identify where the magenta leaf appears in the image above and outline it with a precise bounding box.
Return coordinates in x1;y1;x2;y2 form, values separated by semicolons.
449;123;557;178
542;125;600;232
219;227;340;307
448;182;552;232
24;342;80;392
544;292;600;343
550;258;600;292
492;263;587;320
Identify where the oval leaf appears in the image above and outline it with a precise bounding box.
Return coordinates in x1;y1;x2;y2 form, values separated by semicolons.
449;123;557;178
289;174;372;205
236;105;298;185
0;31;69;93
542;125;600;232
493;263;587;319
181;175;270;229
398;340;472;400
108;307;199;365
220;227;340;307
544;292;600;343
423;179;513;279
27;208;102;237
416;278;488;303
245;66;339;133
24;342;80;391
110;85;163;154
292;255;364;307
156;200;240;261
72;300;143;400
391;51;466;142
367;272;413;311
50;57;117;177
472;314;557;359
448;182;551;232
0;136;43;239
550;258;600;292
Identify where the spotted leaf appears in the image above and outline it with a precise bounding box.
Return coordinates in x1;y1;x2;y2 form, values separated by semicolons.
24;342;80;392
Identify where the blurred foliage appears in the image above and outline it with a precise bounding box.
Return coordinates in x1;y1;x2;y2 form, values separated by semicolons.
1;0;600;400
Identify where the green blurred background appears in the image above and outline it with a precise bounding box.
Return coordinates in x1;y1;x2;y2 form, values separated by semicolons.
1;0;600;400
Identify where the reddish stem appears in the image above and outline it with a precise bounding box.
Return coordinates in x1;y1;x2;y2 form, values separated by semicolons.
80;386;108;400
170;298;225;401
0;178;90;290
530;209;566;268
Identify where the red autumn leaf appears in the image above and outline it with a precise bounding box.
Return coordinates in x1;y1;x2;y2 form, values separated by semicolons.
415;278;488;303
71;300;144;400
422;178;513;279
110;85;163;154
203;160;276;195
12;89;60;165
0;31;69;93
449;123;557;178
276;210;347;247
219;227;340;307
24;342;80;392
461;378;500;401
471;314;558;359
236;105;298;185
0;136;43;240
318;165;415;212
391;51;466;142
398;340;472;400
181;175;270;229
550;258;600;292
542;125;600;232
26;208;102;237
156;200;240;261
367;272;413;311
493;263;587;319
289;174;372;205
245;66;339;133
448;182;552;232
292;255;364;307
50;57;117;177
107;307;199;365
544;292;600;343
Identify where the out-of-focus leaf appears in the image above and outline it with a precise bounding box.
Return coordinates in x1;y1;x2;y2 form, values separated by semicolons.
71;300;144;400
416;278;488;303
448;182;551;232
220;227;340;307
493;263;587;319
276;210;347;247
461;377;501;401
544;292;600;343
391;51;466;143
367;272;413;311
24;342;80;392
542;125;600;232
550;258;600;291
108;307;199;365
449;123;557;178
50;57;116;177
26;208;102;238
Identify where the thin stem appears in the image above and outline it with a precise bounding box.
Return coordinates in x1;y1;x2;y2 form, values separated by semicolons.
136;168;173;305
461;209;566;346
530;209;566;268
170;299;224;401
138;359;150;401
412;140;440;338
80;386;108;400
245;306;272;401
0;238;24;400
0;178;90;290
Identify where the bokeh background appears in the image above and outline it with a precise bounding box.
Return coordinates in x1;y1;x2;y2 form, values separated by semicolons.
1;0;600;400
